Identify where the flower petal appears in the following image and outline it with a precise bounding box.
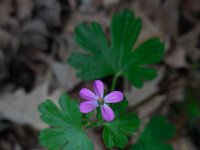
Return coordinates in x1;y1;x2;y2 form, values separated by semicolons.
104;91;123;103
93;80;104;98
101;104;114;121
79;101;98;113
79;88;98;101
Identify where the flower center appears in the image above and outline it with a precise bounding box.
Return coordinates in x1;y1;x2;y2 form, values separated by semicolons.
98;97;103;102
98;97;103;105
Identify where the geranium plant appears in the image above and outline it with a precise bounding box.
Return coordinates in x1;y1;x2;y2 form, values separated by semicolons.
38;9;175;150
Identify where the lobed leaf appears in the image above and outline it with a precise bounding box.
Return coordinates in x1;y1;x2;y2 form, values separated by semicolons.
130;116;175;150
38;93;94;150
68;9;165;88
103;113;140;149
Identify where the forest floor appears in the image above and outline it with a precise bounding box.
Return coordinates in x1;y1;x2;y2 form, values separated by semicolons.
0;0;199;149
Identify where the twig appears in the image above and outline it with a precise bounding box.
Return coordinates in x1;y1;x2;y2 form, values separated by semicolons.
127;76;183;111
127;88;166;111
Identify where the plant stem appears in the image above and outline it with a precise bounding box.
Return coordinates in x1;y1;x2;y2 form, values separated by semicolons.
85;120;104;128
111;75;119;91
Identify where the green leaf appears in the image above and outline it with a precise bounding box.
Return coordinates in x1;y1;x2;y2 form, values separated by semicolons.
38;93;94;150
111;99;128;118
68;22;113;80
130;116;175;150
103;113;140;149
132;140;173;150
123;38;164;87
68;9;165;88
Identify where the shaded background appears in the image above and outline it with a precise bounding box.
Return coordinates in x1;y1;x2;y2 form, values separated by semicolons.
0;0;200;149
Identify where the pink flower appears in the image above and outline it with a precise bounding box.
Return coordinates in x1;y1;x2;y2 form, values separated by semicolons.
79;80;123;121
